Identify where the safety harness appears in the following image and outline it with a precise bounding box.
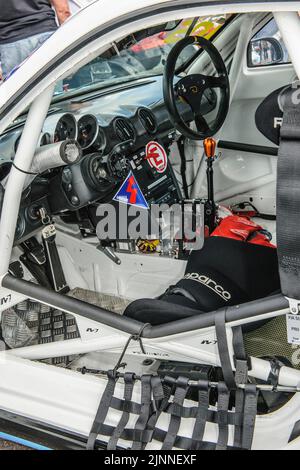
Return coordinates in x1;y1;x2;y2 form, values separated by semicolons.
277;85;300;307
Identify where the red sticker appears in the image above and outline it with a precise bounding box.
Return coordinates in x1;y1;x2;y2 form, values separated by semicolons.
145;141;168;173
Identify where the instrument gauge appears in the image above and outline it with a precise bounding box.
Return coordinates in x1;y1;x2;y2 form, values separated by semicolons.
77;115;99;150
54;114;77;143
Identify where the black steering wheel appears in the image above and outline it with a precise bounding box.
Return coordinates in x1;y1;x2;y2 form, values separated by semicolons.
163;36;230;140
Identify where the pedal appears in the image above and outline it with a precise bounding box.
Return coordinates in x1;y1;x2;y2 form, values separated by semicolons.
20;237;51;288
21;237;46;265
8;261;24;279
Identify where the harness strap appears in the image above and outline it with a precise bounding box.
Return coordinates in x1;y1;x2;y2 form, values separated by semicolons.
233;388;244;448
277;86;300;300
165;286;197;303
132;375;152;450
107;373;135;450
86;370;117;450
191;379;209;450
232;325;251;447
267;358;282;389
162;376;189;450
232;326;251;385
215;310;236;390
216;382;230;450
242;384;258;450
145;376;168;435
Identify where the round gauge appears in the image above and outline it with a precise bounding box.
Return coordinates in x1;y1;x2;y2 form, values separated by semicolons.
40;132;52;146
54;113;77;143
77;114;99;150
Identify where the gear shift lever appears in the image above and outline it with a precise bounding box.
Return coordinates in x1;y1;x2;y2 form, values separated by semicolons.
203;138;217;233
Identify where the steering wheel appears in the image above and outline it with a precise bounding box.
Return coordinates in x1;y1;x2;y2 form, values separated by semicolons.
163;36;230;140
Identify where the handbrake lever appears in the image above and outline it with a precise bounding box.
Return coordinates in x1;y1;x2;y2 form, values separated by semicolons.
203;137;217;234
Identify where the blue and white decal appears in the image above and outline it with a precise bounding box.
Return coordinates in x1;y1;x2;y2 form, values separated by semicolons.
113;172;149;209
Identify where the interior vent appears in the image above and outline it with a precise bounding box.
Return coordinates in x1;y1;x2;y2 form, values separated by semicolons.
138;108;157;134
114;118;135;142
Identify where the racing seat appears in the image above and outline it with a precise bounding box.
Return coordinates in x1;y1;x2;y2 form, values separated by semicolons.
124;237;280;326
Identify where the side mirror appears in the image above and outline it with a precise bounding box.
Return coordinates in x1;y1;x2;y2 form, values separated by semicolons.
248;36;284;67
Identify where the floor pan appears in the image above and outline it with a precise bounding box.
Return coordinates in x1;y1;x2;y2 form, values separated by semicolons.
1;289;132;366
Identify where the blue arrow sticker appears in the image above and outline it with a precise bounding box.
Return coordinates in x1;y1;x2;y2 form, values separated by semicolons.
113;172;149;209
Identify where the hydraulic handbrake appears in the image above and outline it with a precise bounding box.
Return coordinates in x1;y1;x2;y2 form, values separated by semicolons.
203;137;217;234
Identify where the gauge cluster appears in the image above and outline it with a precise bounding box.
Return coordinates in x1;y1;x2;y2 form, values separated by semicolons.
16;104;179;221
42;106;162;156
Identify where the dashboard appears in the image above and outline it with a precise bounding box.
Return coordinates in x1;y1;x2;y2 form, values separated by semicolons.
0;76;217;244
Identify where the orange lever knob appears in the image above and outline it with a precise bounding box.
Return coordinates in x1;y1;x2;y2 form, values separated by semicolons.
204;138;217;159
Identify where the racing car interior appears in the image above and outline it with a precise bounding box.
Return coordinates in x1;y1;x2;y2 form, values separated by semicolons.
0;9;299;434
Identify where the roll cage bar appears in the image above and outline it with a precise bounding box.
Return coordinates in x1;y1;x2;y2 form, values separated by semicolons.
3;274;289;339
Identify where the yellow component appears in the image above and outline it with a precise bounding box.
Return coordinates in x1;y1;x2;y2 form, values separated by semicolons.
137;239;160;253
163;16;225;45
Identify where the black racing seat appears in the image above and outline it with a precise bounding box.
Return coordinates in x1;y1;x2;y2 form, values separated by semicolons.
124;237;280;326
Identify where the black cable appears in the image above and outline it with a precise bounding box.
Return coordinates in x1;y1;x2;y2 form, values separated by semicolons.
231;201;276;221
12;162;38;176
177;137;189;199
173;168;198;189
113;323;150;375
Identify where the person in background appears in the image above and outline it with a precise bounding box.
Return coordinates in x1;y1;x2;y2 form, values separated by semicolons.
0;0;71;79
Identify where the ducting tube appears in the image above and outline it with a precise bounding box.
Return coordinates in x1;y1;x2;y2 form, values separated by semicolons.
2;140;82;190
23;139;82;188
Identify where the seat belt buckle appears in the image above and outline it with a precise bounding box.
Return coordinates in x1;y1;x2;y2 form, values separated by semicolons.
286;297;300;315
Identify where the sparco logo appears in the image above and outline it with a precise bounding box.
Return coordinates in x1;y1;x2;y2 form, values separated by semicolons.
184;273;231;301
0;294;12;306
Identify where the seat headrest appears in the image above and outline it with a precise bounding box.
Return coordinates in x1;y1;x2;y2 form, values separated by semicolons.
255;84;292;146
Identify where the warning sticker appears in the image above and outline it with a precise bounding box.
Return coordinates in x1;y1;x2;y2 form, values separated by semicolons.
146;141;168;173
287;314;300;344
113;172;149;209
